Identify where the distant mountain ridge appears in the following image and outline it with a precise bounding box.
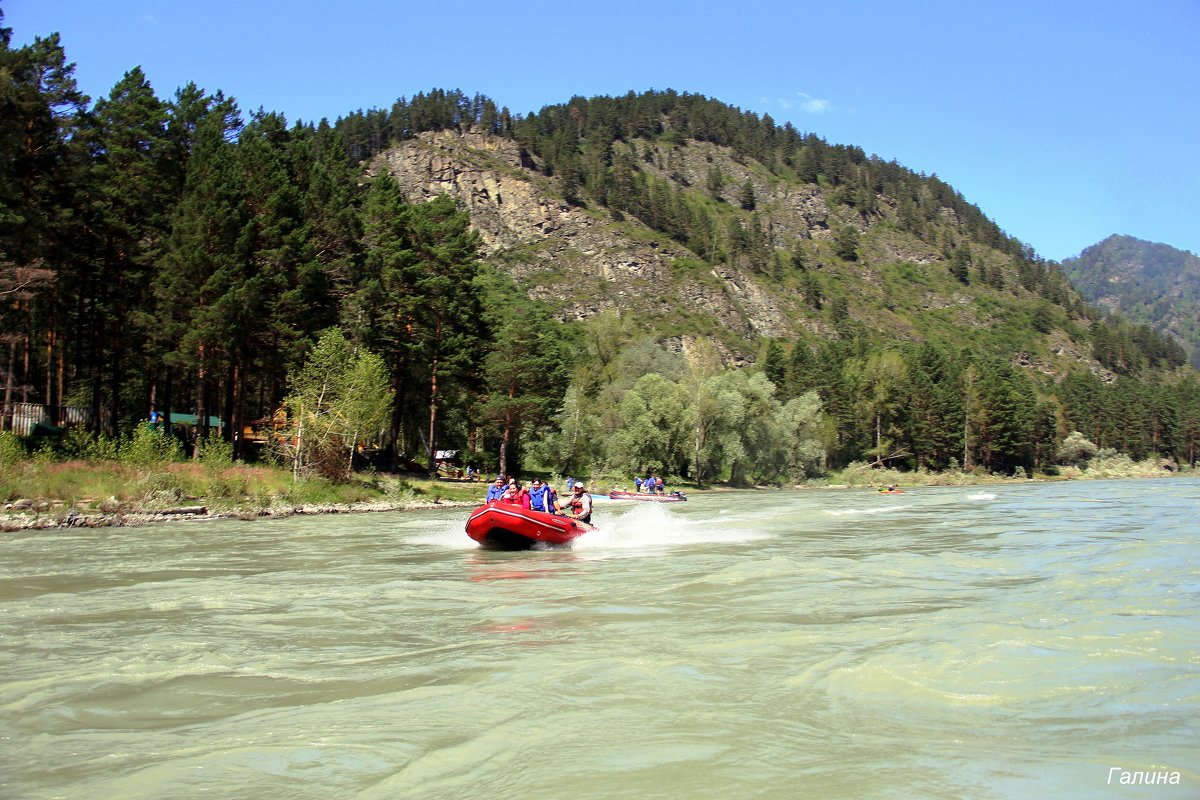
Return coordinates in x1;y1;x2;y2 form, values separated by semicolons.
1063;235;1200;367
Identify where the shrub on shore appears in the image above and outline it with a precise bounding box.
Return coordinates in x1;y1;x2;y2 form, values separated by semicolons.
0;429;482;517
824;456;1186;488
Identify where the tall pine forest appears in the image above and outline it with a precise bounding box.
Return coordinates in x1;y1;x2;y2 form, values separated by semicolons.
3;20;1199;485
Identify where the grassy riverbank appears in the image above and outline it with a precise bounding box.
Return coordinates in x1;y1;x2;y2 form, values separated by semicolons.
817;454;1190;488
0;459;484;531
1;428;1189;531
0;427;488;530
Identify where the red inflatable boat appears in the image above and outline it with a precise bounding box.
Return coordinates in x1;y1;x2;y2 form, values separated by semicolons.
607;490;687;502
465;502;596;550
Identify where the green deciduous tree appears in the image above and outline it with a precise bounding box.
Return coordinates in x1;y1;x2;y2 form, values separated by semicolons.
1056;430;1098;467
608;372;691;476
775;391;825;480
687;367;745;486
845;349;910;467
281;327;391;481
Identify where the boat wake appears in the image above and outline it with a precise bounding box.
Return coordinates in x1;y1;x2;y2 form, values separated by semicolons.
573;503;768;555
408;517;481;549
824;505;908;517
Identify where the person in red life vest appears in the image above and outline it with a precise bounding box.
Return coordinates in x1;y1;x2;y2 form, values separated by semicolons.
564;481;592;523
499;479;532;508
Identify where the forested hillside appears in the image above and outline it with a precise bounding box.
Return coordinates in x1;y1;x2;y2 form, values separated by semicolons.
1063;234;1200;369
2;18;1198;485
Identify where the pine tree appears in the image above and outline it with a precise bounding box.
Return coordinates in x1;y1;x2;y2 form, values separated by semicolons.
155;97;245;446
0;26;86;420
949;247;970;284
86;67;172;434
760;339;786;389
476;270;573;476
739;178;756;211
833;225;860;261
379;194;485;473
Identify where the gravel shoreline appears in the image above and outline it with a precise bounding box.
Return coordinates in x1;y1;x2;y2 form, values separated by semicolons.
0;498;478;532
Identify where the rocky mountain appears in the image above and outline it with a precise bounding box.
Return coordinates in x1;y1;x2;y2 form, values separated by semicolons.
357;92;1180;383
1063;235;1200;368
370;132;799;364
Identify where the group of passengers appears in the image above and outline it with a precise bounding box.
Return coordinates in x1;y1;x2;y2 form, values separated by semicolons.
633;475;666;494
484;475;592;523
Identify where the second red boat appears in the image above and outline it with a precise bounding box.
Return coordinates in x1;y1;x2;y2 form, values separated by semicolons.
607;490;687;502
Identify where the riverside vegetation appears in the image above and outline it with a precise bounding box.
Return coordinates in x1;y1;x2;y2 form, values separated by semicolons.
1;426;1187;532
3;17;1200;499
0;427;484;531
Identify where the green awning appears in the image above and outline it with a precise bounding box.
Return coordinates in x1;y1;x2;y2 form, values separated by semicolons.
161;413;224;427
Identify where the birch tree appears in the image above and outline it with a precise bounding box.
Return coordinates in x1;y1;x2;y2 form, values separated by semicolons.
281;327;391;481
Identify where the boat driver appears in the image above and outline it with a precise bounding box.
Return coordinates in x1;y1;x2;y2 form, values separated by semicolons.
565;482;593;524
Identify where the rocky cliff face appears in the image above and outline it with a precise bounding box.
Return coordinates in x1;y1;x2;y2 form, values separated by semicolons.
369;131;804;360
368;130;1116;379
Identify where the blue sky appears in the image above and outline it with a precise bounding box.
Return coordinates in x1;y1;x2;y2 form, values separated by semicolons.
7;0;1198;262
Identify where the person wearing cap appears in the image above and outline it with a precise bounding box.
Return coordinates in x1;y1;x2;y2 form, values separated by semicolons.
528;477;554;514
485;476;505;502
564;481;592;523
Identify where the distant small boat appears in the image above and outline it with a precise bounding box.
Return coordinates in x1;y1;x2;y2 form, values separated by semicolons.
608;490;687;502
465;502;595;550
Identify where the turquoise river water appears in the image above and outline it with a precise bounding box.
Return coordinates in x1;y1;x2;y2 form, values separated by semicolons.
1;478;1198;799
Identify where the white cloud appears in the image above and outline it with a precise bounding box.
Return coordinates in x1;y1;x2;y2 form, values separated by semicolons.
797;92;830;114
759;93;832;116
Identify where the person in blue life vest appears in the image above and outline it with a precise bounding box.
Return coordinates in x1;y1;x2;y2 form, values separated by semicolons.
634;476;643;493
485;476;505;502
528;477;554;513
